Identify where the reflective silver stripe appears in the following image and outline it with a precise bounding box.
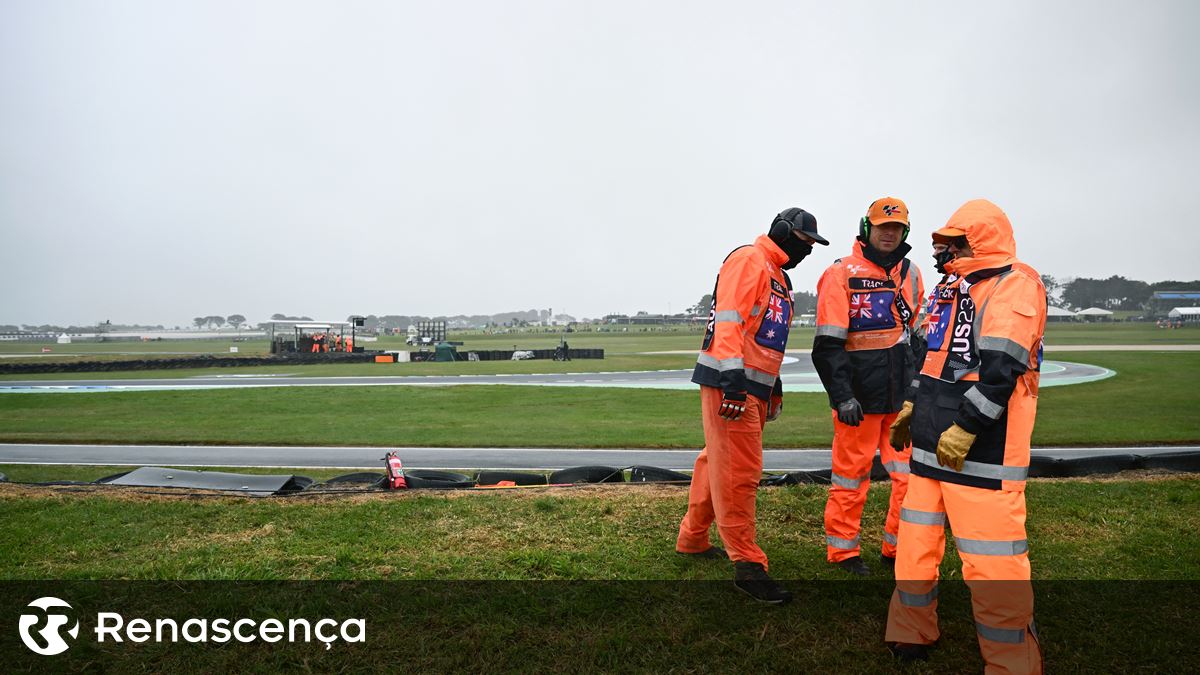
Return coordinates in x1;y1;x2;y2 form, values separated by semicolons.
714;310;743;324
745;367;777;386
750;305;762;317
900;507;946;526
965;386;1005;420
883;531;897;546
815;324;848;339
911;447;1030;482
954;536;1029;556
830;472;867;489
979;335;1031;365
826;534;860;549
898;585;939;607
696;353;744;371
976;622;1026;644
883;460;910;475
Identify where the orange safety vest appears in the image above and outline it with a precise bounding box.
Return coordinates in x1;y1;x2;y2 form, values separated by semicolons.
909;200;1047;491
691;234;794;401
812;240;925;413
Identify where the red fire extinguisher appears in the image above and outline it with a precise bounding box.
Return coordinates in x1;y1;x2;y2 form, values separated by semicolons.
384;452;408;489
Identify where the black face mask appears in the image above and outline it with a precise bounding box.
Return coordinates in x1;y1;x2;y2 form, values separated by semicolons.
933;249;954;274
779;236;812;270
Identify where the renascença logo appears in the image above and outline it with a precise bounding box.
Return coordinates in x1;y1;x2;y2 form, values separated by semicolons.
16;596;366;655
19;597;79;656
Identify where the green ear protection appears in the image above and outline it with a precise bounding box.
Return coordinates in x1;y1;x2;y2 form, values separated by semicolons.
859;200;910;242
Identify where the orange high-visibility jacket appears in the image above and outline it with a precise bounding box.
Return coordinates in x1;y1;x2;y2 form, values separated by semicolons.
691;235;794;401
909;200;1047;491
812;240;925;413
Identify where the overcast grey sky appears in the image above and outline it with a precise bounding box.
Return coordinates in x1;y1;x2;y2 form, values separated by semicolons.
2;1;1197;327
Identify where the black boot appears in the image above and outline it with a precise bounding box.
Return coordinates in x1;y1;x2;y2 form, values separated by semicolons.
677;546;729;560
733;562;792;605
833;555;871;576
888;642;931;662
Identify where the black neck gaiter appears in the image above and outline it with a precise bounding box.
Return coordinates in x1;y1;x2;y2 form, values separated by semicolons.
933;249;954;274
779;237;813;270
858;237;910;272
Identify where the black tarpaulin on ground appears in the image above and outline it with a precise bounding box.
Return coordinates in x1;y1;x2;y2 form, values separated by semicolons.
98;467;313;496
10;450;1198;496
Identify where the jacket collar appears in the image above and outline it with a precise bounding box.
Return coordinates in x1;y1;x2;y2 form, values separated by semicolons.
755;234;790;269
850;239;911;274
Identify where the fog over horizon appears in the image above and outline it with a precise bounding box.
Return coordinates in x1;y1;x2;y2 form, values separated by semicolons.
3;1;1197;328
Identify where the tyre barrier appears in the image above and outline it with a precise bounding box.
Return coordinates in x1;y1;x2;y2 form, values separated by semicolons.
0;352;384;375
476;470;548;486
403;469;477;489
628;466;691;483
549;465;626;484
1048;454;1144;478
760;470;833;486
1141;451;1200;472
10;452;1197;497
1028;452;1200;478
1028;455;1061;478
325;472;388;486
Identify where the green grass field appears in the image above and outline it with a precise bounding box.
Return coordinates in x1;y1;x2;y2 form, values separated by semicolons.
4;475;1196;671
2;326;1197;671
0;352;1195;447
2;475;1195;580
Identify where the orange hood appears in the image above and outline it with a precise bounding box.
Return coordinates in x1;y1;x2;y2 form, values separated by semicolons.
941;199;1017;277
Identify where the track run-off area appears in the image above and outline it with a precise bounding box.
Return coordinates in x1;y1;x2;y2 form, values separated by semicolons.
0;345;1151;393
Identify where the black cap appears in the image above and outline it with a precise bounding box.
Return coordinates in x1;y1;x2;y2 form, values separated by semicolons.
777;207;828;245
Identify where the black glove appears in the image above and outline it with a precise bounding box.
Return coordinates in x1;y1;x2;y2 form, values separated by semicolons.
719;390;747;421
836;398;864;426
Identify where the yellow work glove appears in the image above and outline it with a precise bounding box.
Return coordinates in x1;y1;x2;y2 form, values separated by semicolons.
936;423;976;472
888;401;915;449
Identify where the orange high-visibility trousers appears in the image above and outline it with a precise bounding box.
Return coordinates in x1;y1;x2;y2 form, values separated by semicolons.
677;386;769;568
824;411;911;562
886;474;1042;674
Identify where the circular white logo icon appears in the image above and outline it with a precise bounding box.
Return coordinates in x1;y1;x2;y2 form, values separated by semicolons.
18;597;79;656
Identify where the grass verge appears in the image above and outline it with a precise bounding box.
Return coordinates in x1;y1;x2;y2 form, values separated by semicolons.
2;473;1196;671
2;474;1196;580
0;352;1196;447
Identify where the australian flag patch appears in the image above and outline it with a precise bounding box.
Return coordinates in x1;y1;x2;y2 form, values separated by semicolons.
754;292;791;352
848;292;897;332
